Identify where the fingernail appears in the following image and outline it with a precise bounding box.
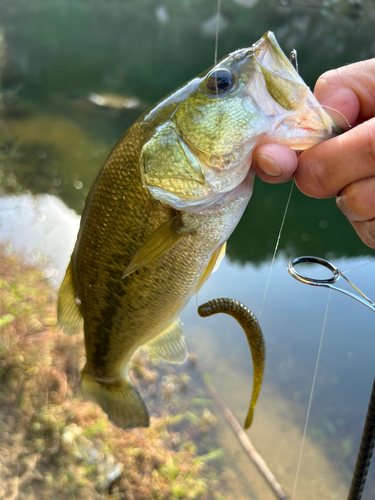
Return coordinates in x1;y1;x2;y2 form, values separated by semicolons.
257;154;282;176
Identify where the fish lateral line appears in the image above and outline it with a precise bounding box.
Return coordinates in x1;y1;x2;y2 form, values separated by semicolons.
198;297;265;429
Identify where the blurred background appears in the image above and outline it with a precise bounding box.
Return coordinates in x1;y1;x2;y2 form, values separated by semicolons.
0;0;375;499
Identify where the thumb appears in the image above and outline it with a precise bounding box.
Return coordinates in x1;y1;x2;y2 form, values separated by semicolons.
252;144;298;184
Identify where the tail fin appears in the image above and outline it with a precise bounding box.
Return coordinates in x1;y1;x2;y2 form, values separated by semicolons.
81;370;149;430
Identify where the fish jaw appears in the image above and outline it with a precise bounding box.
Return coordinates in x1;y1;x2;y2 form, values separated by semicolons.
245;31;338;149
141;32;338;214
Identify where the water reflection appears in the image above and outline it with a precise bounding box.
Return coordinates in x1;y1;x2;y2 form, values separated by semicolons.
0;193;79;281
228;180;371;264
183;253;375;498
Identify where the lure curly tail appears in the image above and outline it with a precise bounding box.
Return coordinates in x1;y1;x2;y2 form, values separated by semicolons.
198;298;265;430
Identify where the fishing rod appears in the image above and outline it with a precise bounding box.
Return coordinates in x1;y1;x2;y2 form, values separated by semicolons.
348;376;375;500
288;256;375;500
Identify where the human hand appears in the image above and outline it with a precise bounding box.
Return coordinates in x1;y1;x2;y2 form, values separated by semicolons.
252;59;375;248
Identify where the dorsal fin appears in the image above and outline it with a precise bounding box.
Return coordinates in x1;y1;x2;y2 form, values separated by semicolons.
57;259;83;336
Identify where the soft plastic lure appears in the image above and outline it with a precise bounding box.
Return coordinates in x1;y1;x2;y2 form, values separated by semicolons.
198;297;265;429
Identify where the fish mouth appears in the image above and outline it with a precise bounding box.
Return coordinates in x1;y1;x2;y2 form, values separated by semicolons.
242;31;338;150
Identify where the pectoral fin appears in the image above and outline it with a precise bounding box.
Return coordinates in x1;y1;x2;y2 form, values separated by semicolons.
122;216;196;279
57;259;83;336
146;318;188;364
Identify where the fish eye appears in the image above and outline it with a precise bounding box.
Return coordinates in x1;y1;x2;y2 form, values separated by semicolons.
206;68;234;94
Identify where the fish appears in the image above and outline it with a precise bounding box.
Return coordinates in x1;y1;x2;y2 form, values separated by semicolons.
85;92;142;110
198;298;265;429
69;92;143;112
57;31;337;430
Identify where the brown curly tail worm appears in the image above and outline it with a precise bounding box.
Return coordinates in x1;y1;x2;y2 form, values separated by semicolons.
198;298;265;430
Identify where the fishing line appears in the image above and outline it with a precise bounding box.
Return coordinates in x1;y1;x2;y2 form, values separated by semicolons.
289;257;375;499
259;47;301;320
195;0;222;312
341;258;375;275
214;0;222;67
291;289;331;500
321;105;351;129
259;180;295;320
214;0;222;134
306;104;351;129
289;49;298;73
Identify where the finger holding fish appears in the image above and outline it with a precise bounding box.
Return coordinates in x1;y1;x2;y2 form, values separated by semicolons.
314;60;375;126
252;59;375;249
296;61;375;248
252;60;363;184
295;118;375;199
294;59;375;199
252;143;298;183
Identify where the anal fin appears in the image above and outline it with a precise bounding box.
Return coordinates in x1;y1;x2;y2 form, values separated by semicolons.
57;259;83;336
194;242;226;294
212;241;226;273
146;318;188;364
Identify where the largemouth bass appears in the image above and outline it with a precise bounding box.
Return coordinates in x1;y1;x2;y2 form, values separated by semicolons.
198;298;265;429
58;32;336;430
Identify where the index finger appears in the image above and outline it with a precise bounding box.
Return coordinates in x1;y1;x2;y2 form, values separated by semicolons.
314;59;375;129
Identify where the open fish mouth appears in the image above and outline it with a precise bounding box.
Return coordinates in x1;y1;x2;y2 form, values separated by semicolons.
241;31;338;149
